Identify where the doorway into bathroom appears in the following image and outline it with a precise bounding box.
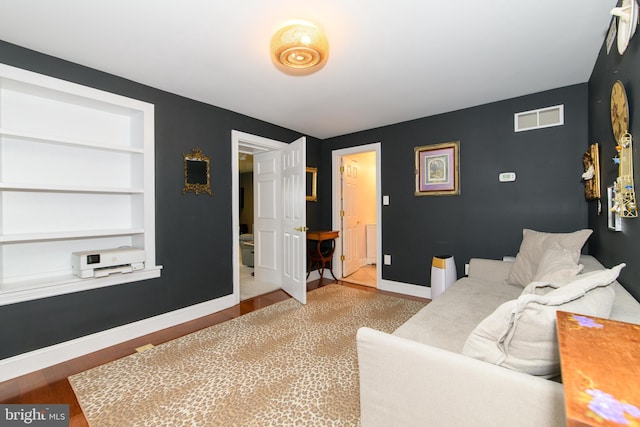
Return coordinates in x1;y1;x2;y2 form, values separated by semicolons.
332;143;381;288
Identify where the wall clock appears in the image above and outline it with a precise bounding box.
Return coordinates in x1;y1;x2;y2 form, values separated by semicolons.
611;0;639;54
611;80;630;142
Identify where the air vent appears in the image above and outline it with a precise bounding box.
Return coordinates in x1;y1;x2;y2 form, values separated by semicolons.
514;104;564;132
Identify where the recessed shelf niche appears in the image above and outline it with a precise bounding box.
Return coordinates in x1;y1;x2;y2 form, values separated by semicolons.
0;63;161;305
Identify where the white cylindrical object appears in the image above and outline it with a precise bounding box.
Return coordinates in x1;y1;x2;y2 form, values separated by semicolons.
430;255;457;299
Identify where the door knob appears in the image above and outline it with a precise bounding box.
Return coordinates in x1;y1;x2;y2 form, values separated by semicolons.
294;226;309;232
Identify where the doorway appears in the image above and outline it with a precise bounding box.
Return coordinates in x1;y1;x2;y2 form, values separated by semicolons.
332;143;381;288
231;131;308;305
237;153;281;300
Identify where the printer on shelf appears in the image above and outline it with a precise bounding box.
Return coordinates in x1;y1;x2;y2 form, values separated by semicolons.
72;247;146;278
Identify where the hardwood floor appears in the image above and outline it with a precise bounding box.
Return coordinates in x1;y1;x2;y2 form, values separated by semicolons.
0;280;427;426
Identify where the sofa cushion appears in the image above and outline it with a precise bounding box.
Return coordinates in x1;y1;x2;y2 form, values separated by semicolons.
462;264;624;377
507;229;592;287
393;277;523;353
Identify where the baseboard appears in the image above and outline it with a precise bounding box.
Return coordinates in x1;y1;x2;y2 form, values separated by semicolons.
379;279;431;299
0;293;236;383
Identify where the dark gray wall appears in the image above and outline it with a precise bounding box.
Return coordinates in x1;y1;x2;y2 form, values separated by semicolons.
0;40;316;359
305;138;323;231
320;85;590;286
588;18;640;300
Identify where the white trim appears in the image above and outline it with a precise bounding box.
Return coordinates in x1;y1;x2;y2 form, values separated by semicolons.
0;293;236;382
379;278;431;299
332;143;382;287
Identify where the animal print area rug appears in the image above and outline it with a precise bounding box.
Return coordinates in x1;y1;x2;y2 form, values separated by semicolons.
69;285;425;427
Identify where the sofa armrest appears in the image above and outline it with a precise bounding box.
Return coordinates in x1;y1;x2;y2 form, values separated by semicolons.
467;258;513;282
357;327;566;427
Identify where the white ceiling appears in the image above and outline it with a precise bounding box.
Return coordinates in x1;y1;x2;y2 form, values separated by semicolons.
0;0;618;139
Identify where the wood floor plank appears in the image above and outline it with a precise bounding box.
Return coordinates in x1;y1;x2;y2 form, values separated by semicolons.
0;280;427;425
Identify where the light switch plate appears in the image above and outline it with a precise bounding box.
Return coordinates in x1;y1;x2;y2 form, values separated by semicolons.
384;254;391;265
383;195;390;205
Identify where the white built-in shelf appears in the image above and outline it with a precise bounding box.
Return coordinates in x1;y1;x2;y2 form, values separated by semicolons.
0;267;163;306
0;128;144;153
0;63;160;306
0;228;145;243
0;182;144;194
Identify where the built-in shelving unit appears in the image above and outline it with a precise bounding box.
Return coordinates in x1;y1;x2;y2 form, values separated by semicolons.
0;63;161;306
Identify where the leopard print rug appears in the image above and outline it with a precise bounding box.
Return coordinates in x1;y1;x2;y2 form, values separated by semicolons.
69;285;426;426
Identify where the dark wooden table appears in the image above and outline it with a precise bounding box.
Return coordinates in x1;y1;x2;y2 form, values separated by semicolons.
556;310;640;426
306;230;339;285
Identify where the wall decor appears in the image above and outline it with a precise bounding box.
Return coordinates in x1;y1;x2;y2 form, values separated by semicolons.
183;147;212;195
608;185;623;231
610;0;639;55
414;141;460;196
611;133;638;217
611;80;629;142
582;143;601;200
306;167;318;202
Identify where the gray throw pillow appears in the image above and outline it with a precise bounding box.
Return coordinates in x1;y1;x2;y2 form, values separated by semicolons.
531;248;584;284
507;229;592;287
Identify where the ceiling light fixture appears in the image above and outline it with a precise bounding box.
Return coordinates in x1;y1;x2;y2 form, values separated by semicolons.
270;19;329;76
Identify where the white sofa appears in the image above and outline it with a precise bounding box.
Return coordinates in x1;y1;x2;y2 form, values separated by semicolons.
357;255;640;427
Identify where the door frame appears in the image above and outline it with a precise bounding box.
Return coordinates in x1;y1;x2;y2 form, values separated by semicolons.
331;143;382;285
231;130;287;305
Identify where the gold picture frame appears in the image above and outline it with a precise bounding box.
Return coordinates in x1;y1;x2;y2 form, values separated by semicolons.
582;143;600;200
182;147;212;196
415;141;460;196
306;167;318;202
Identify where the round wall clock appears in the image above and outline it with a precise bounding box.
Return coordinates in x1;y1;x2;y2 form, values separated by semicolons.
611;80;630;142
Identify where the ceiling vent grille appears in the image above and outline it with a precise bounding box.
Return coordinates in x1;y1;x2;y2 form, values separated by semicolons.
514;104;564;132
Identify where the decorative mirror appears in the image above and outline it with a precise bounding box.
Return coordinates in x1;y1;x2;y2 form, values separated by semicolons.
306;167;318;202
183;147;212;195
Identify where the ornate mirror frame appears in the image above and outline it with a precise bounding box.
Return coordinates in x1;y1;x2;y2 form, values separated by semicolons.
306;167;318;202
183;147;212;196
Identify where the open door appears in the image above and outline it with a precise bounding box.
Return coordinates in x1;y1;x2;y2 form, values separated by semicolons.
237;131;307;304
281;137;307;304
253;150;281;285
341;157;361;277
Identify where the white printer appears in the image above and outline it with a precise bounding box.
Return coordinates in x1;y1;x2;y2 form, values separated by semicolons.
72;247;145;278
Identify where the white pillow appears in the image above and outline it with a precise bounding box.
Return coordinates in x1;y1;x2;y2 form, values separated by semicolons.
462;264;624;377
531;248;584;284
507;229;592;287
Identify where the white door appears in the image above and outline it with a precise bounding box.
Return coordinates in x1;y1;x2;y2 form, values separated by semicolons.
342;157;361;276
281;137;307;304
253;150;281;285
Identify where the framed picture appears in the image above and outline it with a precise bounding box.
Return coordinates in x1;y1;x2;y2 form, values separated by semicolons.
415;141;460;196
582;143;601;200
306;167;318;202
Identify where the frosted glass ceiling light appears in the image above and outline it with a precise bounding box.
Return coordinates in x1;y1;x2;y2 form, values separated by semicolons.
270;20;329;75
